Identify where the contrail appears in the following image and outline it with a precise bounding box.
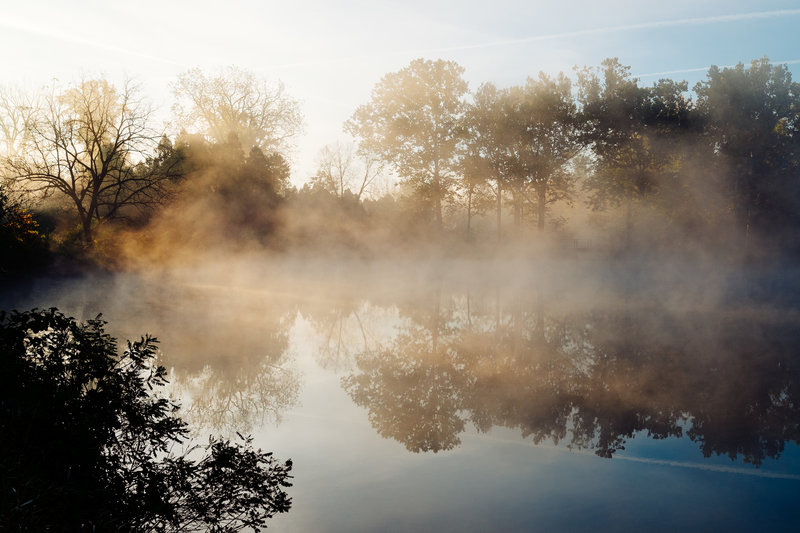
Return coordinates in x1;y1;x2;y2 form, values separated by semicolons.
472;433;800;480
267;9;800;71
636;59;800;79
0;16;181;67
401;9;800;56
613;454;800;480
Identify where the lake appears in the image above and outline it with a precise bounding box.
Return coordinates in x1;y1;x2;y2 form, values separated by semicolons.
3;254;800;532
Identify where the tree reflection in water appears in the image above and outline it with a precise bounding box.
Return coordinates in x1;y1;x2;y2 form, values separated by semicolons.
339;283;800;465
32;267;795;464
125;282;302;434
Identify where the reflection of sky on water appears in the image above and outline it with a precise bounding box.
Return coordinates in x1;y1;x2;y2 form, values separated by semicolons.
260;314;800;532
3;258;800;532
264;318;800;532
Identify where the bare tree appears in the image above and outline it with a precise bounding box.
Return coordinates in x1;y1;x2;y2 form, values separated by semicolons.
311;141;385;200
3;79;170;243
0;85;39;158
172;67;303;154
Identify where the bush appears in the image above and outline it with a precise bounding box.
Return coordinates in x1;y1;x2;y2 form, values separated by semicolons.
0;189;49;278
0;308;292;531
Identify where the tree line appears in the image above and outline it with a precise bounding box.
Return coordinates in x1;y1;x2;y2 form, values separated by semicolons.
1;57;798;273
345;56;800;251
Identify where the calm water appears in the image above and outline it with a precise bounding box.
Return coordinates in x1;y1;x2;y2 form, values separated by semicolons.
4;256;800;532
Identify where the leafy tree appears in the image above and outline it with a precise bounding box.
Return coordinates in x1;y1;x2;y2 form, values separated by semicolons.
172;67;303;154
0;308;292;531
578;59;691;246
346;58;468;230
695;58;800;245
461;82;514;240
2;79;173;244
506;72;583;231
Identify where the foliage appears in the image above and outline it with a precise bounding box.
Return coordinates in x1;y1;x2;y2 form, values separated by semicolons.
2;56;800;256
346;58;468;228
578;58;691;210
0;308;292;531
695;58;800;239
0;186;48;277
504;73;583;229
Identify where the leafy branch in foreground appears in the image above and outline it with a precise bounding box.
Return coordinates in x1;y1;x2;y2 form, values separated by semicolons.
0;308;291;532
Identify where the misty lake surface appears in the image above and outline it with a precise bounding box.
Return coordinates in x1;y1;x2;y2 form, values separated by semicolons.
3;255;800;532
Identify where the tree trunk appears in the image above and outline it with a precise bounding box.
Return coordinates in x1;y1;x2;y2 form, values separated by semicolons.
496;182;502;242
466;185;472;239
537;186;546;232
81;214;93;243
433;162;443;231
624;191;633;251
73;197;93;244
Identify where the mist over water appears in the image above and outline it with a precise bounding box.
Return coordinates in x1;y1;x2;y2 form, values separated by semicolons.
2;248;800;530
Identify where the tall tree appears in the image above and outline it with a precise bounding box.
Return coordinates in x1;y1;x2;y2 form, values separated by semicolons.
508;72;583;231
2;79;171;243
172;67;303;154
695;58;800;244
461;82;511;240
578;58;690;246
346;58;468;229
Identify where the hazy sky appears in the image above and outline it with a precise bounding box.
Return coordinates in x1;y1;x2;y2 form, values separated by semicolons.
1;0;798;184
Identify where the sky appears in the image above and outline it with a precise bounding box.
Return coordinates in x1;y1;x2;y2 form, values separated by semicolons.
1;0;798;184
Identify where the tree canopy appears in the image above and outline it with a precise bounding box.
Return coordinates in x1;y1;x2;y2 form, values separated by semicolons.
172;67;303;154
346;58;468;229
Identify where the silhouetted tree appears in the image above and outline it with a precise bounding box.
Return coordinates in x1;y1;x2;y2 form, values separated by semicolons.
2;79;172;243
695;58;800;248
0;308;292;531
578;59;691;247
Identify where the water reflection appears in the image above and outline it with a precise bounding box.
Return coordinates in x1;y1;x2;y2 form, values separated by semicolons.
1;275;303;434
340;282;800;466
157;284;301;433
4;262;799;466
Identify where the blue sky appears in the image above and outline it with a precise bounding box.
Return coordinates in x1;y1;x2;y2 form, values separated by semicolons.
0;0;798;182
